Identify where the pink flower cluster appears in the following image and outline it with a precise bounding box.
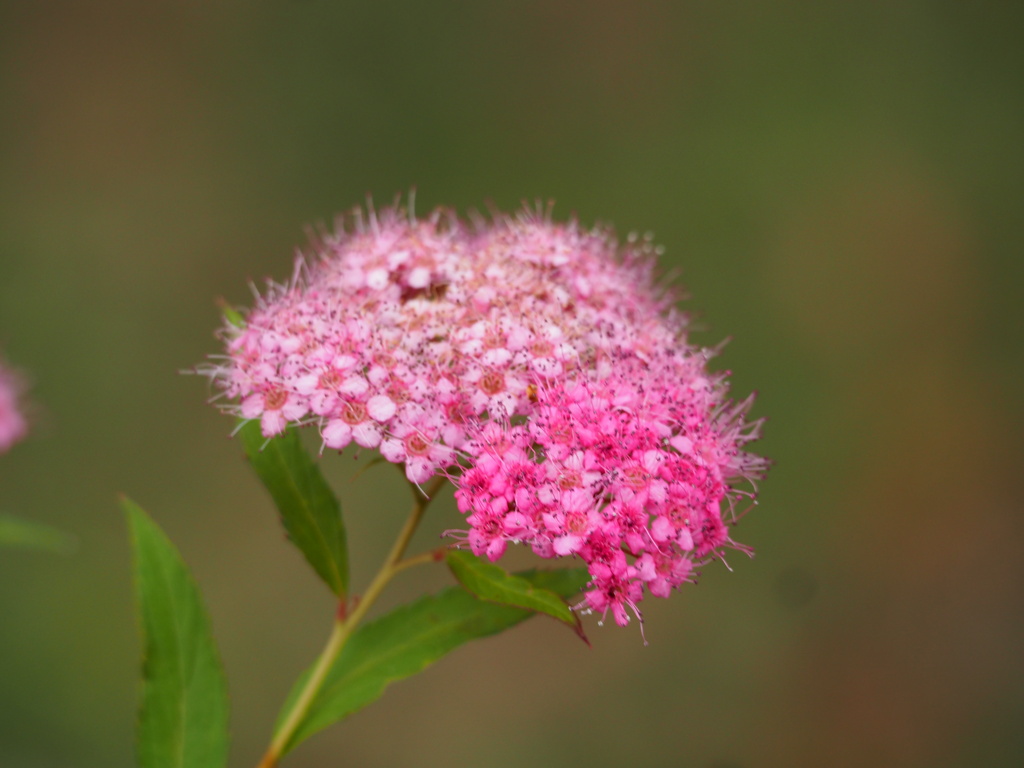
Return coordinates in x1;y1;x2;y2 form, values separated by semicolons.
204;202;767;627
0;357;28;455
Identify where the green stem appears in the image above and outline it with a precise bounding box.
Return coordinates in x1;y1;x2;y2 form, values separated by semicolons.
257;475;447;768
393;546;447;575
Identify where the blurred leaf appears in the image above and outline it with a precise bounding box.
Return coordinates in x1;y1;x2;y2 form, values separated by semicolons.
446;549;588;636
124;497;229;768
240;420;349;598
0;514;74;553
280;568;590;754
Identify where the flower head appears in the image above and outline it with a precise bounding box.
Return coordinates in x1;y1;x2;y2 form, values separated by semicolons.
203;201;768;629
0;356;29;455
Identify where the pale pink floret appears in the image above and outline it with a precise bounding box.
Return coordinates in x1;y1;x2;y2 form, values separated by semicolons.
0;358;28;455
379;410;454;483
202;201;768;631
241;388;308;437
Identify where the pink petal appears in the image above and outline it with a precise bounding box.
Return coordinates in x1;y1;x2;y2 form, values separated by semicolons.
352;422;383;448
407;266;430;288
670;435;694;456
405;458;434;484
553;533;583;556
322;420;353;450
293;374;320;395
366;267;389;290
485;537;507;561
651;516;674;543
339;376;369;397
260;410;287;437
367;394;397;422
240;393;264;418
676;527;694;551
379;438;405;463
281;397;308;421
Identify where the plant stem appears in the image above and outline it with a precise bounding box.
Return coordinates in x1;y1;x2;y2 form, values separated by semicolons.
393;546;447;574
256;475;448;768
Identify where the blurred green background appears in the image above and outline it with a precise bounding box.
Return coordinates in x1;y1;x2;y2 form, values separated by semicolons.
1;2;1022;767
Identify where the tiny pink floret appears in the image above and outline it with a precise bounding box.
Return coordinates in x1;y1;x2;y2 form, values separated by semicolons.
0;357;28;455
202;201;768;630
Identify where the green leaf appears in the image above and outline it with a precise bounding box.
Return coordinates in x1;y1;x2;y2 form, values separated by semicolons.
125;497;229;768
217;300;246;329
239;420;349;599
446;549;588;634
280;567;590;754
0;514;74;553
